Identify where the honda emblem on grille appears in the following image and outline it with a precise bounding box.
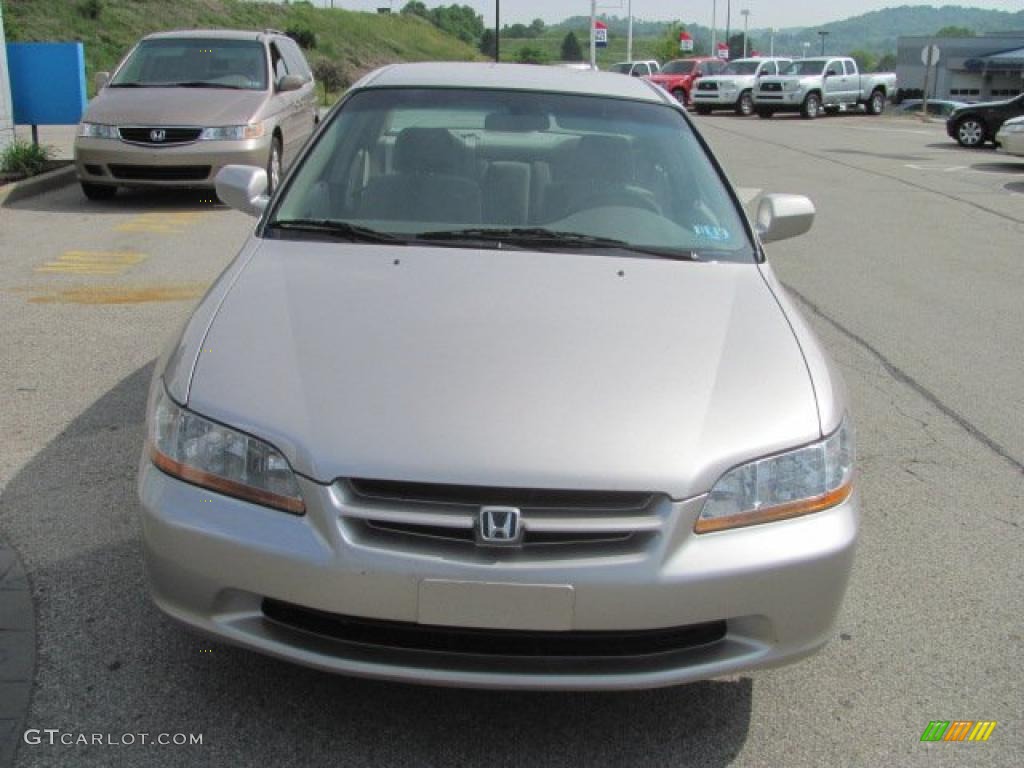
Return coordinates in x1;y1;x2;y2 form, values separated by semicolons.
477;506;523;546
150;129;166;143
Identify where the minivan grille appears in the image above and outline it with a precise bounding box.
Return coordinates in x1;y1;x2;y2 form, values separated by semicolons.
118;127;203;145
108;164;211;181
337;479;666;555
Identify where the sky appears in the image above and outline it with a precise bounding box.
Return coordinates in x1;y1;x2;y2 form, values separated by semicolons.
329;1;1024;29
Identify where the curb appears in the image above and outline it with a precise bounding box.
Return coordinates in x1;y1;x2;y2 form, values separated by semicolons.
0;542;35;768
0;165;77;208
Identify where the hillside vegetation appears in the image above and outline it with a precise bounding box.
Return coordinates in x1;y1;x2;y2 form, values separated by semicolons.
3;0;482;93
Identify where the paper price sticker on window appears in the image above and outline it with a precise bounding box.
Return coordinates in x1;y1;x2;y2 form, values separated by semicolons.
694;224;731;242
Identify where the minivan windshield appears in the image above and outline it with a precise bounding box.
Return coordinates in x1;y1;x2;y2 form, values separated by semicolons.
269;88;754;262
782;60;827;76
661;60;696;74
110;39;268;90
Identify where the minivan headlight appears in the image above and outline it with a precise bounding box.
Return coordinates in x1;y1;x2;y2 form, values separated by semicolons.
78;122;119;139
696;417;854;533
199;123;266;141
149;386;304;514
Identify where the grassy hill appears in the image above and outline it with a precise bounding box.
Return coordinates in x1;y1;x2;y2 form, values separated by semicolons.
3;0;482;94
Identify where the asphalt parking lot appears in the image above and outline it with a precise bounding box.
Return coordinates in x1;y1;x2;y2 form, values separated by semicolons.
0;112;1021;767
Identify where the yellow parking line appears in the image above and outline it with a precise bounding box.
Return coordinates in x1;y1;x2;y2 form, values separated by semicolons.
116;212;205;234
35;250;147;276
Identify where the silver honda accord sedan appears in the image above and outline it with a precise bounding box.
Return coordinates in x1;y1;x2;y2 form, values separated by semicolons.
138;62;857;690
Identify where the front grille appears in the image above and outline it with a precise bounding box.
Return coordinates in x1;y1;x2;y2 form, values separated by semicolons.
108;164;211;181
262;599;727;658
118;126;203;145
338;479;665;554
760;82;782;92
698;81;718;91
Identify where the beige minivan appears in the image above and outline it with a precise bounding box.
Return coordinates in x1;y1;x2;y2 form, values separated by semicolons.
74;29;318;200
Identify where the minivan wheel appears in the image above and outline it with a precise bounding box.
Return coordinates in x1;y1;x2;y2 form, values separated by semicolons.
801;93;821;119
735;91;754;116
267;138;283;193
80;182;116;201
956;117;986;148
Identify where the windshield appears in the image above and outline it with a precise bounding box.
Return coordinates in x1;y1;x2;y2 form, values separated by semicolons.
723;61;760;75
782;60;827;76
111;39;267;90
269;88;754;262
661;60;696;74
609;63;632;74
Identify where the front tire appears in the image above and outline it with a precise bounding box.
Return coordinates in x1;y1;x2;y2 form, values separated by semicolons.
80;182;116;201
867;89;886;115
671;88;687;105
266;137;283;193
695;105;712;115
801;92;821;120
735;90;754;117
955;117;986;148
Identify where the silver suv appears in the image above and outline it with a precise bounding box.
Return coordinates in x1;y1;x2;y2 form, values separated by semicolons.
74;29;318;199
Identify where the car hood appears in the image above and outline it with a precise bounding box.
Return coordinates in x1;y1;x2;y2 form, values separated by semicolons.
649;73;691;84
185;242;820;499
84;86;268;126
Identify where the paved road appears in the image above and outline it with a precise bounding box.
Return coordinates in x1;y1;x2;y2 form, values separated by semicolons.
0;114;1021;767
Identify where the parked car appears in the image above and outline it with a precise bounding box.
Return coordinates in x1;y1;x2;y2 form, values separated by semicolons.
754;57;897;119
946;92;1024;148
139;62;858;691
608;60;660;78
898;99;967;118
74;29;318;200
649;57;727;104
692;57;793;116
995;115;1024;157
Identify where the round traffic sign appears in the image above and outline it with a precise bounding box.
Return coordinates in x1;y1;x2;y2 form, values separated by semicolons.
921;44;941;66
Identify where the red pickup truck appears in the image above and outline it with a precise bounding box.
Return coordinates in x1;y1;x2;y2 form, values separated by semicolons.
649;57;727;104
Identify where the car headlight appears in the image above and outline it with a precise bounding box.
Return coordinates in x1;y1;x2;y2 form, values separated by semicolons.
696;417;854;533
149;386;305;514
199;123;266;141
78;122;119;139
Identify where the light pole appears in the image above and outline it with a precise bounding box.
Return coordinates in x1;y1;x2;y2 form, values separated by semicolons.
741;9;750;59
495;0;499;62
627;0;633;63
589;0;597;70
769;27;775;58
802;41;810;59
725;0;731;58
711;0;717;58
818;30;829;55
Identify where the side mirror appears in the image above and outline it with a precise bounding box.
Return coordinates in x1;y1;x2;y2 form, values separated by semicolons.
95;71;111;91
215;165;270;217
756;194;815;243
825;70;837;78
276;74;306;92
631;70;644;77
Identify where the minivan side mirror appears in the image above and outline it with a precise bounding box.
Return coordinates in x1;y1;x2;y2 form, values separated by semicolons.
95;71;111;91
215;165;270;217
756;194;815;243
276;74;306;92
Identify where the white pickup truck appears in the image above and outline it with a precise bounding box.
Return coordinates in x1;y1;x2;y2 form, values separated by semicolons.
753;57;898;119
692;57;793;116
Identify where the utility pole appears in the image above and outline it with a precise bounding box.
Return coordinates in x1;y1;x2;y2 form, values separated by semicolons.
711;1;717;57
769;28;775;58
818;30;829;55
741;9;750;58
627;0;633;63
590;0;597;70
725;0;731;57
495;0;500;62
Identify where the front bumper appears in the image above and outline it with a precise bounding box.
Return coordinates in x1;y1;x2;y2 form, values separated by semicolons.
74;135;272;188
138;462;859;690
692;91;740;107
754;91;806;110
995;131;1024;156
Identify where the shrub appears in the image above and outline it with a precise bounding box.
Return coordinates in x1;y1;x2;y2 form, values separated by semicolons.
1;141;54;178
515;46;548;65
312;59;350;105
286;27;317;50
78;0;103;20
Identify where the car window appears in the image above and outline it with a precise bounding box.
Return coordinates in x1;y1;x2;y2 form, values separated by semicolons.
843;60;856;75
110;38;268;90
270;43;289;83
279;38;311;79
633;64;649;77
269;88;755;262
661;60;695;75
724;61;760;76
609;63;631;74
782;60;826;76
761;62;778;76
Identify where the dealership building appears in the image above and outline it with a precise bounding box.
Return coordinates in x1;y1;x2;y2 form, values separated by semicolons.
896;32;1024;102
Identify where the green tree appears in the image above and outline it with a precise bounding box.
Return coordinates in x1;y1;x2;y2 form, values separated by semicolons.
529;18;546;36
312;59;348;106
401;1;430;19
560;31;583;62
936;26;974;38
480;29;497;58
876;53;897;72
652;23;687;63
515;45;548;65
849;49;877;73
727;33;746;61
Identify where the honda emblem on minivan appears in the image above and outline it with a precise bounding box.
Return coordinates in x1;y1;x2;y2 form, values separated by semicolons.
477;506;523;546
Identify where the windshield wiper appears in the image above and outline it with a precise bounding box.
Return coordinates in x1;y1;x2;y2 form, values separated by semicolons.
266;219;406;244
417;227;699;260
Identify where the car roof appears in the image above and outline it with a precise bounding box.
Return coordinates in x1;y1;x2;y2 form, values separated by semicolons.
143;29;275;42
358;62;669;104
